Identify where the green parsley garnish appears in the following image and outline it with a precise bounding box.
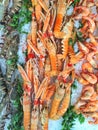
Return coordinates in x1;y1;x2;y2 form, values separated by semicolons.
71;0;81;7
8;79;24;130
10;0;32;33
62;106;85;130
72;83;77;89
76;31;84;42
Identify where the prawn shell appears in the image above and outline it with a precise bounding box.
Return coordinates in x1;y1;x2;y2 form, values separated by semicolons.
23;92;31;130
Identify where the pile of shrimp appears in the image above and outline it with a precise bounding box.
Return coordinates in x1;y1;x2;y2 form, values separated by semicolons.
17;0;98;129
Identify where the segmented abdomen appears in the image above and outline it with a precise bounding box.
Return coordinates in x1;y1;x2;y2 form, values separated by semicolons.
23;92;31;130
61;38;68;59
3;0;22;24
54;14;63;34
0;72;7;103
46;39;57;73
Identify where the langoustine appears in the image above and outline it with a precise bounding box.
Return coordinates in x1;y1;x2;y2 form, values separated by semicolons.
18;62;32;130
49;65;75;120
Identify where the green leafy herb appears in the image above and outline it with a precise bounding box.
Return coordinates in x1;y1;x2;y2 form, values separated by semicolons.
62;106;85;130
71;0;80;7
69;38;74;46
6;55;18;65
10;0;32;33
71;80;78;89
77;31;82;37
76;31;84;42
78;21;83;29
23;49;28;57
8;79;24;130
69;37;76;46
78;113;85;124
72;83;77;89
6;59;12;65
73;0;80;5
62;106;78;130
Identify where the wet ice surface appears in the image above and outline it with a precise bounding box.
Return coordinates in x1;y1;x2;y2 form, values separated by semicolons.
66;5;74;16
0;58;6;75
17;22;31;64
4;115;11;130
49;118;63;130
71;118;98;130
49;118;98;130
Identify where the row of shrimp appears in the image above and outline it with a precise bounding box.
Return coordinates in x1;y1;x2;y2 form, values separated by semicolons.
0;0;22;24
0;67;11;130
0;0;22;129
0;0;22;86
17;0;98;129
73;0;98;125
0;0;22;61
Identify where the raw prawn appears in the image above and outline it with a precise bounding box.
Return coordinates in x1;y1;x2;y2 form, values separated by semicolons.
74;6;90;19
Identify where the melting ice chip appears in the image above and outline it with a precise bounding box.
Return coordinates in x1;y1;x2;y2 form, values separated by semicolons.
66;5;74;16
74;20;80;29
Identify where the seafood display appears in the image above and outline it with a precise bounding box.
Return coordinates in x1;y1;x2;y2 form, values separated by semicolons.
0;0;98;130
0;0;22;129
17;0;98;129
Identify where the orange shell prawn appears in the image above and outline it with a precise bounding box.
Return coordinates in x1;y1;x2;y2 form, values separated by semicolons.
53;0;67;38
40;84;56;130
74;6;90;19
45;38;58;76
23;92;31;130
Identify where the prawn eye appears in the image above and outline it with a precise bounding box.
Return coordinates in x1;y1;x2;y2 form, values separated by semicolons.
45;106;48;109
37;39;40;43
60;84;63;88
